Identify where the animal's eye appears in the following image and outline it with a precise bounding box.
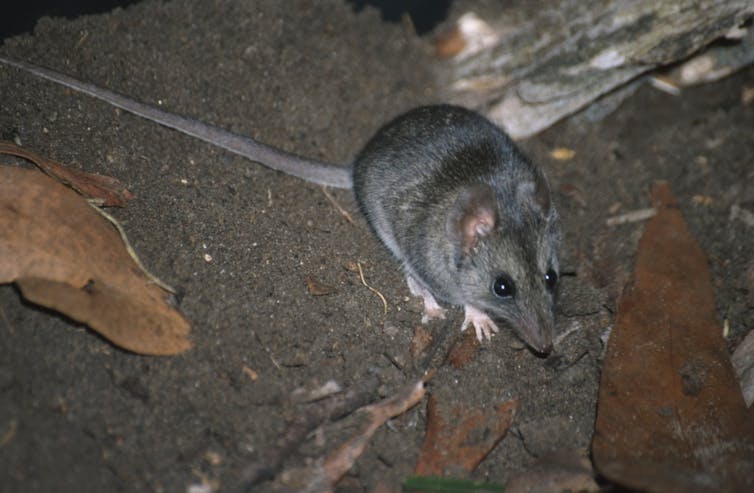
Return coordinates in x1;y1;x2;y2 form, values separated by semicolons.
544;269;558;291
492;275;515;298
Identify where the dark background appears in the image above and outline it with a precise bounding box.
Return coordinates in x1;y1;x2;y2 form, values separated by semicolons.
1;0;453;40
2;1;140;40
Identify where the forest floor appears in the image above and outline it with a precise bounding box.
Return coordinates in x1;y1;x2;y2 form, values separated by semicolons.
1;1;752;492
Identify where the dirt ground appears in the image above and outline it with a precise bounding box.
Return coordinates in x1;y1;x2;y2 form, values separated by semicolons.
1;1;752;492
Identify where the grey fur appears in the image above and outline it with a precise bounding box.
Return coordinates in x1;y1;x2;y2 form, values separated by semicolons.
353;106;560;353
0;58;560;353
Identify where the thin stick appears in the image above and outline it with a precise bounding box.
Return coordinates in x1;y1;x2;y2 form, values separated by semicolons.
320;186;354;224
232;375;381;492
318;378;427;489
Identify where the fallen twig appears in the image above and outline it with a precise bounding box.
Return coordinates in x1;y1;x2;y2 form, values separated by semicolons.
232;375;381;492
290;377;428;493
320;186;354;224
605;207;656;226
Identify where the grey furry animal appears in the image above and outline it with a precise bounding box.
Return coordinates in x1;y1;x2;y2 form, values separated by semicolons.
0;56;560;354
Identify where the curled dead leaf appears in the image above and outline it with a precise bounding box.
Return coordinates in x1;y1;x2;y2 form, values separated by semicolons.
0;166;190;355
0;141;133;207
304;276;336;296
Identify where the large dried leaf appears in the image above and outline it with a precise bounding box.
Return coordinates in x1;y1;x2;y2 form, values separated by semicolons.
0;166;190;355
592;182;754;492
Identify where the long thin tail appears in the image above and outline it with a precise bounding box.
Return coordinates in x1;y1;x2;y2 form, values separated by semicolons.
0;56;353;189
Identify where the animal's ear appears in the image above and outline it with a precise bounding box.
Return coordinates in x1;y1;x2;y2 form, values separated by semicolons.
518;170;551;211
446;184;497;262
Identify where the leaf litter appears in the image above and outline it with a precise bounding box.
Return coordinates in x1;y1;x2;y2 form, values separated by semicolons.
592;182;754;492
0;141;133;207
0;164;190;355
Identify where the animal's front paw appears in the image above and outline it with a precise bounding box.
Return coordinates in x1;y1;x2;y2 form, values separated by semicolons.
406;274;447;323
461;305;500;342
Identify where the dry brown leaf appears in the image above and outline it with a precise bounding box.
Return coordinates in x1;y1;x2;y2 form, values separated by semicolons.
414;393;516;476
445;328;480;369
592;182;754;492
304;276;336;296
0;166;190;355
0;141;133;207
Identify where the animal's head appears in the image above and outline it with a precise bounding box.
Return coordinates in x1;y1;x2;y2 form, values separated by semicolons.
446;170;560;355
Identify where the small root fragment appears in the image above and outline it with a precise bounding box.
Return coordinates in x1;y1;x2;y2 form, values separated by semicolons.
357;262;388;315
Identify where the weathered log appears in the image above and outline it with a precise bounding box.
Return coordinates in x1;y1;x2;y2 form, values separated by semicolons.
441;0;754;138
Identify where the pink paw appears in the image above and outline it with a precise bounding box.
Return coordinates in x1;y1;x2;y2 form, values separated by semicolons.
406;275;447;323
461;305;500;342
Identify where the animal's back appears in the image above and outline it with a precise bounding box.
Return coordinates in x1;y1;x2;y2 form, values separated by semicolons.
351;104;533;273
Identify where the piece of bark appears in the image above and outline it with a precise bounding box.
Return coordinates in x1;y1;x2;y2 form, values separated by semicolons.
731;329;754;407
443;0;754;138
658;22;754;88
592;182;754;492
